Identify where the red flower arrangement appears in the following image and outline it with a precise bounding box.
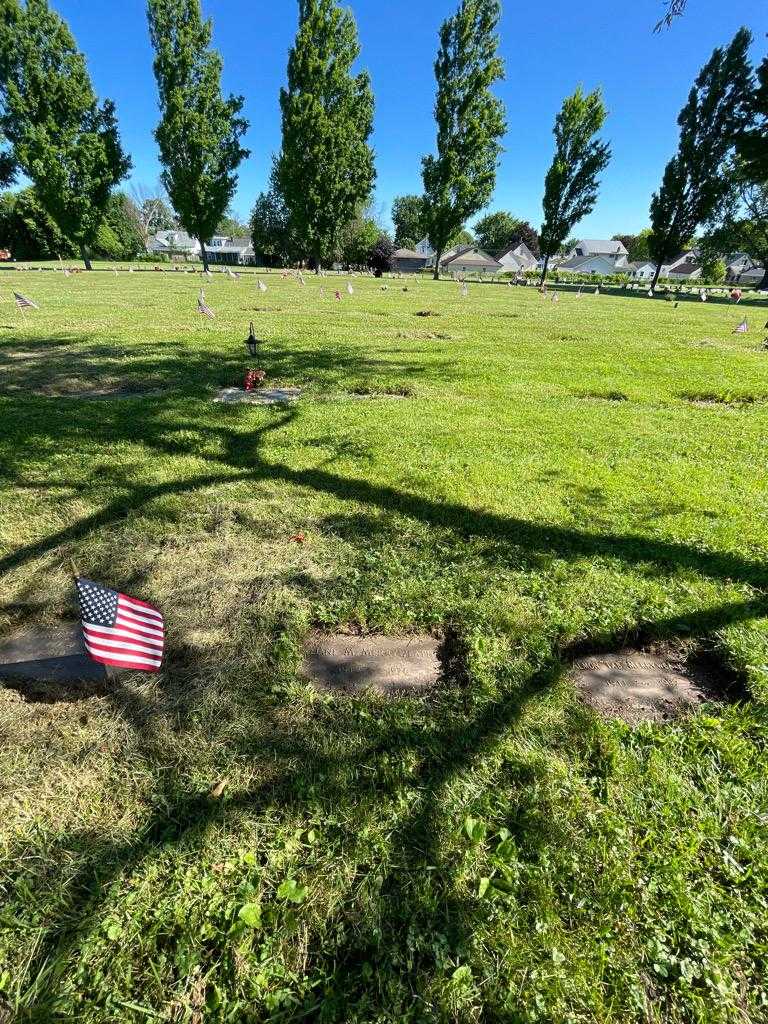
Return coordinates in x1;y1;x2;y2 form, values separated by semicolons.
244;368;267;391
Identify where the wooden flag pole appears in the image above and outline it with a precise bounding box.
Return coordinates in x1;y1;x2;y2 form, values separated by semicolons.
70;557;81;581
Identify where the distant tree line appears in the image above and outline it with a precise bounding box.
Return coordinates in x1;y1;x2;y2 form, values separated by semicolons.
0;0;764;283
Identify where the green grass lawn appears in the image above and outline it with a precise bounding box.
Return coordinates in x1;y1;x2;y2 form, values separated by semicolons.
1;269;767;1023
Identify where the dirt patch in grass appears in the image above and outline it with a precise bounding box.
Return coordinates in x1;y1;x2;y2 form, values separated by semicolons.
578;390;628;403
348;385;413;399
396;331;452;341
680;391;768;408
570;643;741;725
303;632;443;696
414;310;440;318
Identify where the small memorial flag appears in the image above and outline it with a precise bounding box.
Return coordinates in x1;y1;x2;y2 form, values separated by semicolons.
347;282;354;295
594;287;600;296
461;283;468;298
77;577;164;672
14;291;38;309
647;289;653;298
335;290;342;301
734;318;748;334
197;290;215;318
257;279;267;293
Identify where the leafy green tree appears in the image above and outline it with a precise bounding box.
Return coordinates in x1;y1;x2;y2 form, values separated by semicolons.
539;87;611;284
474;211;520;254
701;257;726;283
99;192;146;259
0;131;15;188
249;175;300;267
368;232;395;274
392;195;426;247
738;54;768;185
216;205;249;237
421;0;505;279
0;186;77;260
338;214;380;268
648;28;753;290
277;0;375;272
397;236;417;252
452;228;476;248
147;0;249;272
701;166;768;289
0;0;130;269
139;196;176;235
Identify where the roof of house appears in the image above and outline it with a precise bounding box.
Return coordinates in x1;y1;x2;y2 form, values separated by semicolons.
150;230;198;250
668;263;703;276
393;248;427;260
574;239;628;256
441;246;501;268
559;254;619;271
498;241;536;261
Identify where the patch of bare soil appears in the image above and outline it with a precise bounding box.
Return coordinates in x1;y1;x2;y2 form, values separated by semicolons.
571;644;740;725
680;391;768;409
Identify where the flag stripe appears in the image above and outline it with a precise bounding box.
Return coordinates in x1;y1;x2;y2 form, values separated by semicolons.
121;593;163;617
118;603;163;627
83;632;164;659
86;651;162;672
113;615;163;640
84;625;164;650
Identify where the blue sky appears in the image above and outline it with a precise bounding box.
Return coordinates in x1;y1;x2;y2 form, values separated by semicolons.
53;0;765;238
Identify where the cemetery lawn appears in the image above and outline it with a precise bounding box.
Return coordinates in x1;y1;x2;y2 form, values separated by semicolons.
2;268;768;1023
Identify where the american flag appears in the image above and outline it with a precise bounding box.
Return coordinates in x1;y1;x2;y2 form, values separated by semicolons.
257;279;267;292
14;291;38;309
347;282;354;295
734;319;748;333
335;290;342;301
198;291;215;318
77;578;164;672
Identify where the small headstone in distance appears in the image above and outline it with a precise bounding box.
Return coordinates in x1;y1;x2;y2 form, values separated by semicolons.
303;634;441;695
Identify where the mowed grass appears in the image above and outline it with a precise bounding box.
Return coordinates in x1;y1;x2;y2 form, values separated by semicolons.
1;268;768;1023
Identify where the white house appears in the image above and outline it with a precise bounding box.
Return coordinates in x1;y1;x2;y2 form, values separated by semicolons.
564;239;629;267
416;237;435;259
498;241;537;273
627;260;656;280
558;254;625;276
148;230;201;258
204;236;255;266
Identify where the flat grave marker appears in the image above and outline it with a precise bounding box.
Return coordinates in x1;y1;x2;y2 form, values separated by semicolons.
303;633;441;696
570;649;716;724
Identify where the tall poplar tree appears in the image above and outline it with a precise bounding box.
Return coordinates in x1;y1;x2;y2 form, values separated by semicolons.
648;28;753;291
277;0;375;272
147;0;249;272
0;0;130;269
738;54;768;185
538;88;611;284
421;0;506;280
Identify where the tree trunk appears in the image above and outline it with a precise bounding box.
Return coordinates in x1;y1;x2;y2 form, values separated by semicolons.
432;250;442;281
314;250;321;275
199;240;209;273
81;245;92;271
539;253;550;288
650;262;663;292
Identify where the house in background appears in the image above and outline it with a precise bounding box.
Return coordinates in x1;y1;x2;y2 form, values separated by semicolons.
497;241;537;273
666;254;702;281
627;260;656;280
441;246;502;275
558;239;630;276
565;239;629;265
392;248;428;273
204;236;255;266
726;254;765;286
148;230;200;260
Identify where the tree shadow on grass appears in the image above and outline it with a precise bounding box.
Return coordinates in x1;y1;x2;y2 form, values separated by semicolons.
3;348;768;1016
